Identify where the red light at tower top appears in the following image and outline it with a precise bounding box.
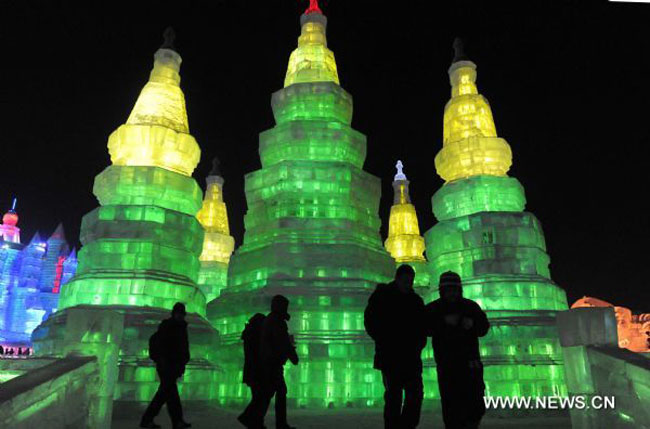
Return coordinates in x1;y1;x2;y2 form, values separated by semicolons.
304;0;322;14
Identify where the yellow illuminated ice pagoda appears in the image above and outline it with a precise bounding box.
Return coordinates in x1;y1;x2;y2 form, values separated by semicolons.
384;160;430;292
196;158;235;303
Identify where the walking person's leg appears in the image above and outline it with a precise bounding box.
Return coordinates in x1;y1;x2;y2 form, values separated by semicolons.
250;370;275;428
274;377;288;428
401;370;424;429
239;383;267;428
464;362;486;429
436;365;465;429
382;369;404;429
141;366;172;427
166;374;184;427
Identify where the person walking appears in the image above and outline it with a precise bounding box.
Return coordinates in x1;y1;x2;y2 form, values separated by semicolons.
141;302;192;429
253;295;299;429
238;312;268;429
364;264;427;429
426;271;490;429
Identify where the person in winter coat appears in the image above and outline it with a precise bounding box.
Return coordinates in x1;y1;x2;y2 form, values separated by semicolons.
364;264;427;429
238;313;268;429
426;271;490;429
141;302;192;429
256;295;299;429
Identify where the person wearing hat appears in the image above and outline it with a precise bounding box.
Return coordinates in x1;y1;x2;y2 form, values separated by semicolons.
141;302;192;429
426;271;490;429
364;264;427;429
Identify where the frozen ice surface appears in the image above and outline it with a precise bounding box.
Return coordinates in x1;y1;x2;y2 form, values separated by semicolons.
111;406;572;428
556;307;618;348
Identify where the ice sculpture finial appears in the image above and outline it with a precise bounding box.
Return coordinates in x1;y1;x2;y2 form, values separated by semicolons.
209;157;221;177
394;160;407;181
1;196;21;243
160;26;177;51
3;197;19;226
452;37;470;63
304;0;322;15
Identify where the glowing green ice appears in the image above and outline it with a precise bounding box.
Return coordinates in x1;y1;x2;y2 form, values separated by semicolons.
208;64;395;407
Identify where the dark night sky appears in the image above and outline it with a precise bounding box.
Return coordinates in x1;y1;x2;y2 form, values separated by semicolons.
1;1;649;312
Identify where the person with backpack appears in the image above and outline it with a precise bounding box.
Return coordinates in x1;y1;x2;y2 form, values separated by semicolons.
239;295;299;429
237;313;267;428
141;302;192;429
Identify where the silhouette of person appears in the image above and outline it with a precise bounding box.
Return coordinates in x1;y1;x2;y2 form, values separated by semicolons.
365;264;427;429
238;313;268;429
426;271;490;429
251;295;299;429
0;345;4;355
24;348;30;356
141;302;191;429
17;347;22;356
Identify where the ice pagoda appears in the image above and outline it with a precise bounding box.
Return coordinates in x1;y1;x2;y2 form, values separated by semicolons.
196;158;235;303
384;161;430;293
207;2;395;408
424;39;569;398
32;29;220;413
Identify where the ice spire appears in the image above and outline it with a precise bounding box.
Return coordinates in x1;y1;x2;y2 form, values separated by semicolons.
385;161;426;263
49;222;66;240
284;1;339;87
196;157;235;262
435;38;512;182
126;27;188;133
108;27;200;176
196;157;235;302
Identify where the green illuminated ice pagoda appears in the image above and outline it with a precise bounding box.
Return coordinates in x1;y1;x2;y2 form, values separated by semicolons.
207;6;395;408
424;39;569;398
32;29;220;409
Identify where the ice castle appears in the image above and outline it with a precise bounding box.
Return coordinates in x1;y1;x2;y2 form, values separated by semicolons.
0;200;78;347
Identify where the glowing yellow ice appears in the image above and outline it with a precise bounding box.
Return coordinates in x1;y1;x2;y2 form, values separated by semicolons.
108;48;200;176
284;13;339;87
385;161;426;262
435;59;512;182
196;176;234;264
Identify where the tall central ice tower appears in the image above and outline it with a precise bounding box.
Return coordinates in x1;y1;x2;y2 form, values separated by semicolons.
208;4;395;407
425;40;569;398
